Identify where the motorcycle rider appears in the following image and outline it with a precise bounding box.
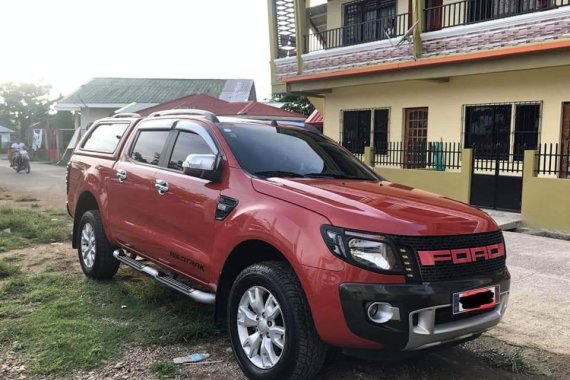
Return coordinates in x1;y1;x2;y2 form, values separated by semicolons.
9;138;26;168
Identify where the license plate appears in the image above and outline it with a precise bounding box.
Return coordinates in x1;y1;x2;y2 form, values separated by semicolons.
452;285;498;315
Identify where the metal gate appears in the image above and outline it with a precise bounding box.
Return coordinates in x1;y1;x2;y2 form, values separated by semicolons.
470;144;523;212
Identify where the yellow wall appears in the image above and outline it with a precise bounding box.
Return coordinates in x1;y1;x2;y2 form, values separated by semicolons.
323;66;570;145
522;151;570;232
374;148;472;202
327;0;410;30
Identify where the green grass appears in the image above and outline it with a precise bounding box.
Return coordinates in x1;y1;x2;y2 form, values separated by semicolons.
0;206;70;252
150;361;179;379
0;258;20;278
0;264;215;375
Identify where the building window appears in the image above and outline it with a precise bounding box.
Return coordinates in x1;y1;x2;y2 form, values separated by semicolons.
341;108;389;157
513;104;540;161
342;110;371;156
464;103;541;160
343;0;396;44
464;105;511;159
374;109;389;154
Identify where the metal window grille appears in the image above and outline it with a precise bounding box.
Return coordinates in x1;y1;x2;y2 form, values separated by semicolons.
536;143;570;178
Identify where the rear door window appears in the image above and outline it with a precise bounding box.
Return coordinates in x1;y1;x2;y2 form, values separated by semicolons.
130;130;171;165
81;123;128;153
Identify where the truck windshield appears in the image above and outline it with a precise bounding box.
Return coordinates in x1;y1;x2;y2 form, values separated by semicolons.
217;123;379;181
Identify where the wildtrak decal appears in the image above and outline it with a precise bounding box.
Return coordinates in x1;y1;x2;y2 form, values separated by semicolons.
170;251;205;271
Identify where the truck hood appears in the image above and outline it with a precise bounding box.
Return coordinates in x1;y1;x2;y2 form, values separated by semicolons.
251;178;498;236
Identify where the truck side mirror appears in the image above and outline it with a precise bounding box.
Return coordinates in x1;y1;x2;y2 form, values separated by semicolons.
183;153;222;182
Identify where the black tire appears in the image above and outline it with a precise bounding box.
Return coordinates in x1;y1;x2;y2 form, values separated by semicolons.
77;210;120;279
228;261;327;380
26;162;30;174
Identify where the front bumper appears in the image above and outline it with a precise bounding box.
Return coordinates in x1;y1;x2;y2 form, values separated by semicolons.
339;268;510;351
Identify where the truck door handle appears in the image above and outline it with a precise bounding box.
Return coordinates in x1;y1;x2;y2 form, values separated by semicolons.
116;169;127;182
155;180;169;195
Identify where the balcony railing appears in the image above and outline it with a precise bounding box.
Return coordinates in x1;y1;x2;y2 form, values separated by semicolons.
424;0;570;32
300;1;569;54
304;13;409;53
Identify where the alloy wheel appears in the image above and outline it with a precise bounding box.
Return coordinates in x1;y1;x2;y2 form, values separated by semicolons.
236;286;286;369
80;222;96;268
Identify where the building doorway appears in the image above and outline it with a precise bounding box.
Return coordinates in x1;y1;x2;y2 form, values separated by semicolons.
425;0;443;31
465;103;540;211
404;107;428;168
561;102;570;178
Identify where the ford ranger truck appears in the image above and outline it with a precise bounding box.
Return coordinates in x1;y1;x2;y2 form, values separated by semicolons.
67;110;510;380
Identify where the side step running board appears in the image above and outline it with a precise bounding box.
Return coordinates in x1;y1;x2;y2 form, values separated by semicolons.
113;249;215;305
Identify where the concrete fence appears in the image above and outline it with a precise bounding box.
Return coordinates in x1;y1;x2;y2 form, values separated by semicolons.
371;147;472;203
522;150;570;232
360;146;570;232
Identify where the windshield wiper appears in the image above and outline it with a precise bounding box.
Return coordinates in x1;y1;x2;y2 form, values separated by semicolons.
253;170;305;178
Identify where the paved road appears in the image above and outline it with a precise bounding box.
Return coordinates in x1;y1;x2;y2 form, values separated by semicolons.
490;232;570;355
0;157;67;209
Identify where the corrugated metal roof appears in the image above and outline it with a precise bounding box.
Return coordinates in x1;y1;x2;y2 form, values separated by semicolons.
115;103;159;114
137;93;306;120
138;94;231;116
56;77;255;108
219;79;256;102
0;125;15;133
305;109;323;125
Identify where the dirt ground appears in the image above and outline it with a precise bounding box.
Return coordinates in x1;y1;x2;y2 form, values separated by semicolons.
0;159;67;209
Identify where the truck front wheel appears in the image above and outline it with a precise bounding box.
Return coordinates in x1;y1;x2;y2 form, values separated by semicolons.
227;261;327;380
77;210;120;280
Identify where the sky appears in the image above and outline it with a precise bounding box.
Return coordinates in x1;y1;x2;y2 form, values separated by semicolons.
0;0;276;101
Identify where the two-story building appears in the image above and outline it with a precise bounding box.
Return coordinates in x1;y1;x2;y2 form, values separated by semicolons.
267;0;570;214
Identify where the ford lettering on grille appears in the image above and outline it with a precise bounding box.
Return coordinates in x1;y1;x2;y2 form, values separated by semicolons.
418;243;505;266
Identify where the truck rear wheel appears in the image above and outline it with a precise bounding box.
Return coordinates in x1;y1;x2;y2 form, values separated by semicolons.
227;261;327;380
77;210;120;280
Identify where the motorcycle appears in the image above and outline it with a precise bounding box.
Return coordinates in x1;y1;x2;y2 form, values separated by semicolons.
13;150;31;174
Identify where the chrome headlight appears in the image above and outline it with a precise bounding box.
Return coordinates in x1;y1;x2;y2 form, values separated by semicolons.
321;226;402;273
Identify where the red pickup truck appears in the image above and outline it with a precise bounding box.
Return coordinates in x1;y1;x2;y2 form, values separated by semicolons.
67;110;510;380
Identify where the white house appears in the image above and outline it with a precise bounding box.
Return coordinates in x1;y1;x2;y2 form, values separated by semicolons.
0;125;15;150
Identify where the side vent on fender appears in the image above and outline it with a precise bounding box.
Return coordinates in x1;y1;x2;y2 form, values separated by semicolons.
215;196;238;221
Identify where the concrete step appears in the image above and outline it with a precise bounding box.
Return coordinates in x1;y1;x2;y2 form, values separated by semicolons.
482;209;522;231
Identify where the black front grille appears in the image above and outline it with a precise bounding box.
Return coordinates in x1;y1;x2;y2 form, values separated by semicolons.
392;230;503;251
419;256;506;282
390;231;506;283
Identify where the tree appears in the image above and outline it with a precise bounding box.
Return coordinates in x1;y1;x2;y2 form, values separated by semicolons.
271;93;315;116
0;82;59;140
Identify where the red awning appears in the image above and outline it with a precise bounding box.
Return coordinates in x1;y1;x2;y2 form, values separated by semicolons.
305;109;323;125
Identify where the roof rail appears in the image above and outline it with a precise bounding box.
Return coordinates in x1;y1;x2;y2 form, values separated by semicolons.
113;113;140;118
149;109;220;123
